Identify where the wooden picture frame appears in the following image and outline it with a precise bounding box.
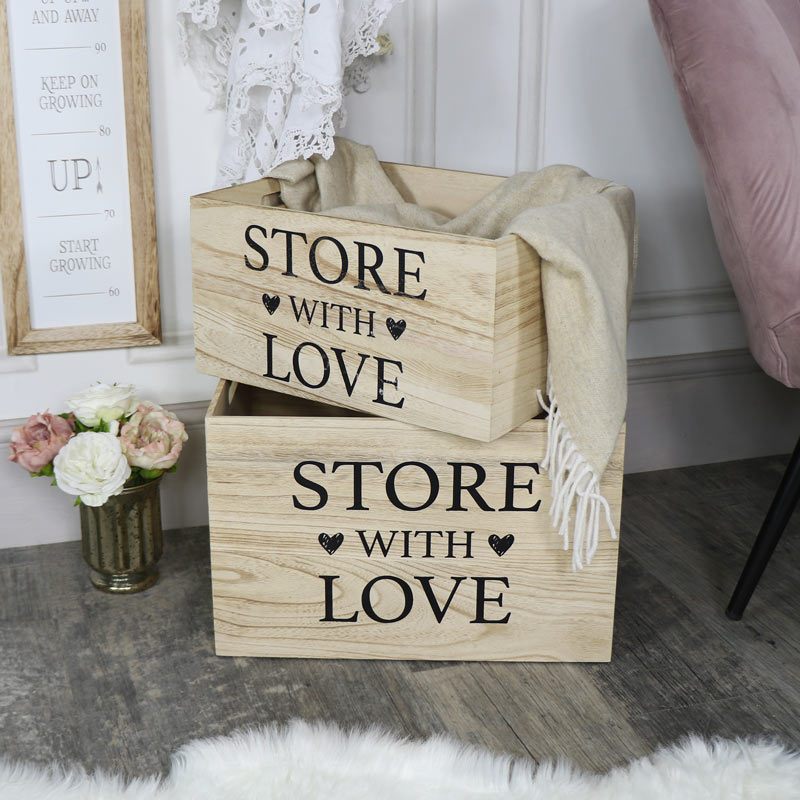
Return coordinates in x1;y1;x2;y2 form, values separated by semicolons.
0;0;160;355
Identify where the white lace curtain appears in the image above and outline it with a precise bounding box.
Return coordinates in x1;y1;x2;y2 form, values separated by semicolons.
178;0;401;187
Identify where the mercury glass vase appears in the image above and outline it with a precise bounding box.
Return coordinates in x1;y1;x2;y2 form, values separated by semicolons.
79;476;163;594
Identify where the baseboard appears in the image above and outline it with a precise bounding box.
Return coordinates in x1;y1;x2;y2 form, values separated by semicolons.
626;349;800;472
2;352;799;548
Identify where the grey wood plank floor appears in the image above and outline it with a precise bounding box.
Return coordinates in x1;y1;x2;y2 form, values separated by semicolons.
1;454;799;778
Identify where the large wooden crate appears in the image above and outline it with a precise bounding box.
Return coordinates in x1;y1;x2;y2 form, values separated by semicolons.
192;162;546;443
206;380;624;662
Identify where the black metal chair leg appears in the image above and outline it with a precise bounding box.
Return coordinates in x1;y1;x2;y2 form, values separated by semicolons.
726;434;800;620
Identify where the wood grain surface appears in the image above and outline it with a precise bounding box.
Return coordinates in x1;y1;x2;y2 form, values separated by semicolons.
0;0;160;354
191;162;546;442
206;381;624;662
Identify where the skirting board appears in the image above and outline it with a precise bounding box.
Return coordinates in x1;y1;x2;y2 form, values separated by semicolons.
1;349;799;548
626;349;800;472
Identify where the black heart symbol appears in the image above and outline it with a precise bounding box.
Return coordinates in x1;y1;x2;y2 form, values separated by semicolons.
488;534;514;557
386;318;407;340
318;532;344;555
262;293;280;315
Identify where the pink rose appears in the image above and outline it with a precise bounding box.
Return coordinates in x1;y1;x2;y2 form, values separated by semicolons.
8;412;75;473
120;402;188;471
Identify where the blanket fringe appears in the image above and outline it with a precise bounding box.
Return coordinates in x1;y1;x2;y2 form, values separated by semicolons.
537;369;617;571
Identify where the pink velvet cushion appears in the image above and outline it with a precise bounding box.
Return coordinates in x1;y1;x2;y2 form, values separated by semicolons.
650;0;800;387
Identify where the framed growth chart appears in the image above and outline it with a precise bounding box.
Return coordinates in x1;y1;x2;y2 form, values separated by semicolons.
0;0;160;354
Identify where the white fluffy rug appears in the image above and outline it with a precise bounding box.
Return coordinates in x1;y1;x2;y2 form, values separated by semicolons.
0;721;798;799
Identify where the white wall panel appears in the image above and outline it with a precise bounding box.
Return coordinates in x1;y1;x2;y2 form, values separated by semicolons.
343;4;409;162
515;0;550;172
542;0;739;360
434;0;521;175
627;357;800;473
543;0;726;288
401;0;437;166
627;313;748;360
145;0;226;336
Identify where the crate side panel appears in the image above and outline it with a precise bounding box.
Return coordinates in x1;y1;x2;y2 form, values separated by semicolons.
206;417;622;662
490;237;547;440
192;200;497;440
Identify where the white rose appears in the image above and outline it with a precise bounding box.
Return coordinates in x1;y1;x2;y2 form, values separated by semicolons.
66;382;138;427
53;432;132;507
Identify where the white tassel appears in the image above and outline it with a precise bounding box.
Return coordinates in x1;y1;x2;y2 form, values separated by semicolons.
537;365;617;571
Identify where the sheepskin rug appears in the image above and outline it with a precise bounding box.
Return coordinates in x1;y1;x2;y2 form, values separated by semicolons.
0;721;798;799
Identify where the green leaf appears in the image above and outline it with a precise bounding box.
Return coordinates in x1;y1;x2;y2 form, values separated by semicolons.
29;462;55;478
139;468;162;480
167;463;178;474
73;497;82;507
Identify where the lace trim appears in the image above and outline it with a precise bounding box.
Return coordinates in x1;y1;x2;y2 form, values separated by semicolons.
179;0;403;183
342;0;397;66
225;61;294;136
342;54;377;94
179;0;222;29
177;0;236;108
273;120;338;168
246;0;304;30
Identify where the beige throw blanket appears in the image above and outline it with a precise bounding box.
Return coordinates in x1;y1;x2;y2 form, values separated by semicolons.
270;138;637;569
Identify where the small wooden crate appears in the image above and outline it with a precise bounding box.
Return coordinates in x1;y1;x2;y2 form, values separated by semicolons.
192;162;546;443
206;380;624;662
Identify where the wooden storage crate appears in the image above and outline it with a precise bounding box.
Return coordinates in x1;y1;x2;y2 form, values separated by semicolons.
192;162;546;443
206;380;624;662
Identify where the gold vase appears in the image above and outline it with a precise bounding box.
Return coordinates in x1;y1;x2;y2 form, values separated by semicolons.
79;476;163;594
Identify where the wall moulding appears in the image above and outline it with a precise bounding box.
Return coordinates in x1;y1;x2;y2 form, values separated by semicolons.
515;0;550;172
403;0;437;166
627;348;757;385
630;285;739;322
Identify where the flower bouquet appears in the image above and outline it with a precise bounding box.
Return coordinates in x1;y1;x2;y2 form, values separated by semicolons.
8;382;187;506
8;382;188;593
